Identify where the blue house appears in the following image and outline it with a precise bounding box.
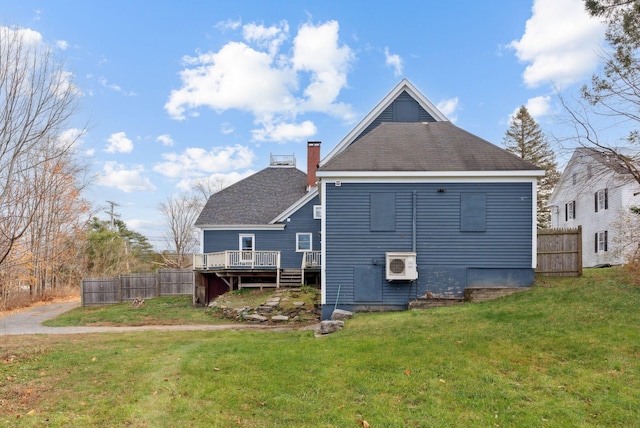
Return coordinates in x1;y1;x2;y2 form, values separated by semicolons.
316;79;543;319
193;146;322;304
194;79;543;317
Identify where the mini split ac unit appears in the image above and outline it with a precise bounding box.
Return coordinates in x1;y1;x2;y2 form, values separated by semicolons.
385;252;418;281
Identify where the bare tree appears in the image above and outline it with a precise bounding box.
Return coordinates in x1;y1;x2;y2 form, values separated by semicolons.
193;176;227;202
159;193;203;268
0;25;81;269
558;1;640;185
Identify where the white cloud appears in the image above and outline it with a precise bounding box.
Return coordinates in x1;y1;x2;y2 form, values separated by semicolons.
384;47;403;77
215;19;242;31
221;122;234;134
153;145;255;180
509;0;606;88
105;132;134;153
525;95;551;118
97;162;156;193
98;77;137;96
165;20;355;143
56;40;68;50
437;97;459;123
57;128;86;149
243;21;289;55
177;171;253;192
251;120;317;143
156;134;174;146
0;26;43;45
292;21;355;117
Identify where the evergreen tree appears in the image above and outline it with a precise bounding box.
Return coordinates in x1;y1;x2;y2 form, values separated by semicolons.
503;106;560;229
84;217;156;275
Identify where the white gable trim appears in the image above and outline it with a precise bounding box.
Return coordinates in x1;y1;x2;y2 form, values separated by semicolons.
319;79;448;168
270;188;319;224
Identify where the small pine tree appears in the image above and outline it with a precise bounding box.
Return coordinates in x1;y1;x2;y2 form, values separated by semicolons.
503;106;560;229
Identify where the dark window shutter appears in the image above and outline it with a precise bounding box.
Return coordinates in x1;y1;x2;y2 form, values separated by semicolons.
573;201;576;219
370;193;395;231
604;231;608;251
461;193;487;232
595;233;598;253
565;203;568;221
604;189;608;209
594;192;598;212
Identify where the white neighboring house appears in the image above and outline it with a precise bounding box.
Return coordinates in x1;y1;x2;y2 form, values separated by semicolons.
549;148;640;267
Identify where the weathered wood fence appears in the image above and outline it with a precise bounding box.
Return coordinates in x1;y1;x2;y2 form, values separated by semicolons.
81;269;193;306
536;226;582;277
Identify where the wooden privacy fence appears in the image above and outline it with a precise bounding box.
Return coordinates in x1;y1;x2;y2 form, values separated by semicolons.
81;269;194;306
536;226;582;277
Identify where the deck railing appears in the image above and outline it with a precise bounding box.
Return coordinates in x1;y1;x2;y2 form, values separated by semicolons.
302;251;322;269
193;251;280;270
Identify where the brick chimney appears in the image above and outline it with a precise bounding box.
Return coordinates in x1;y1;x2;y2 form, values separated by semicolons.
307;141;321;189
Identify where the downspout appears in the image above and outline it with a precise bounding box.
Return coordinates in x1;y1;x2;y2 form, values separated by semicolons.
412;191;417;253
412;191;418;300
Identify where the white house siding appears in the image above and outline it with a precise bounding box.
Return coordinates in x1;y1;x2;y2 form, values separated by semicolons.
550;150;640;267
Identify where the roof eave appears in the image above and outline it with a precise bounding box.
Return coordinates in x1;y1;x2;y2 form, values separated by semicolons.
317;170;545;178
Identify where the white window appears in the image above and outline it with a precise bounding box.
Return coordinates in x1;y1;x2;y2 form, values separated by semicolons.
565;201;576;220
313;205;322;219
595;231;608;253
296;233;312;252
239;234;254;261
595;189;608;212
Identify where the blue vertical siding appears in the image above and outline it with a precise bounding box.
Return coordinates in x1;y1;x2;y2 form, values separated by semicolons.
324;182;533;314
203;195;320;269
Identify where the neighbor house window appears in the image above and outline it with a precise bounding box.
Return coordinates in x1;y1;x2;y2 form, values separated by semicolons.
313;205;322;219
595;189;608;212
572;172;577;185
595;231;608;253
565;200;576;220
296;233;312;252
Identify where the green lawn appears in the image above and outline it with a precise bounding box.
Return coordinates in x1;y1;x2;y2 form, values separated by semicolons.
2;268;640;427
41;295;222;327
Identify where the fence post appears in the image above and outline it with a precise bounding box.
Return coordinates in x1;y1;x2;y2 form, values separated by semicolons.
118;275;122;303
577;225;583;277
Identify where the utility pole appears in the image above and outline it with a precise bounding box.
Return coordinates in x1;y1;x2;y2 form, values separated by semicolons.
105;200;120;230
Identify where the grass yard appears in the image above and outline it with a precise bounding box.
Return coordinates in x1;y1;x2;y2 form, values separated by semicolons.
41;295;222;327
2;268;640;426
42;287;320;327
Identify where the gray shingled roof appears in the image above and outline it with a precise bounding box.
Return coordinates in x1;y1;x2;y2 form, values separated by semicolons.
577;147;634;175
195;166;308;226
319;122;541;172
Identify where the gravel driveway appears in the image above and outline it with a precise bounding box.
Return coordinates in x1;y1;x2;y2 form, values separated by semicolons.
0;301;302;335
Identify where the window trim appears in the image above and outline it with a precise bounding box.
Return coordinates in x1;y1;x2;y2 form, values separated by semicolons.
313;205;322;219
296;232;312;252
565;200;576;221
595;230;608;253
595;189;608;212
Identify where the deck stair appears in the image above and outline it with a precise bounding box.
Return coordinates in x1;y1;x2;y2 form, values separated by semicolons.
279;269;303;287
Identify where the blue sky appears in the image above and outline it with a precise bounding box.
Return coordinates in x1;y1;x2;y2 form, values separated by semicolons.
0;0;607;248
